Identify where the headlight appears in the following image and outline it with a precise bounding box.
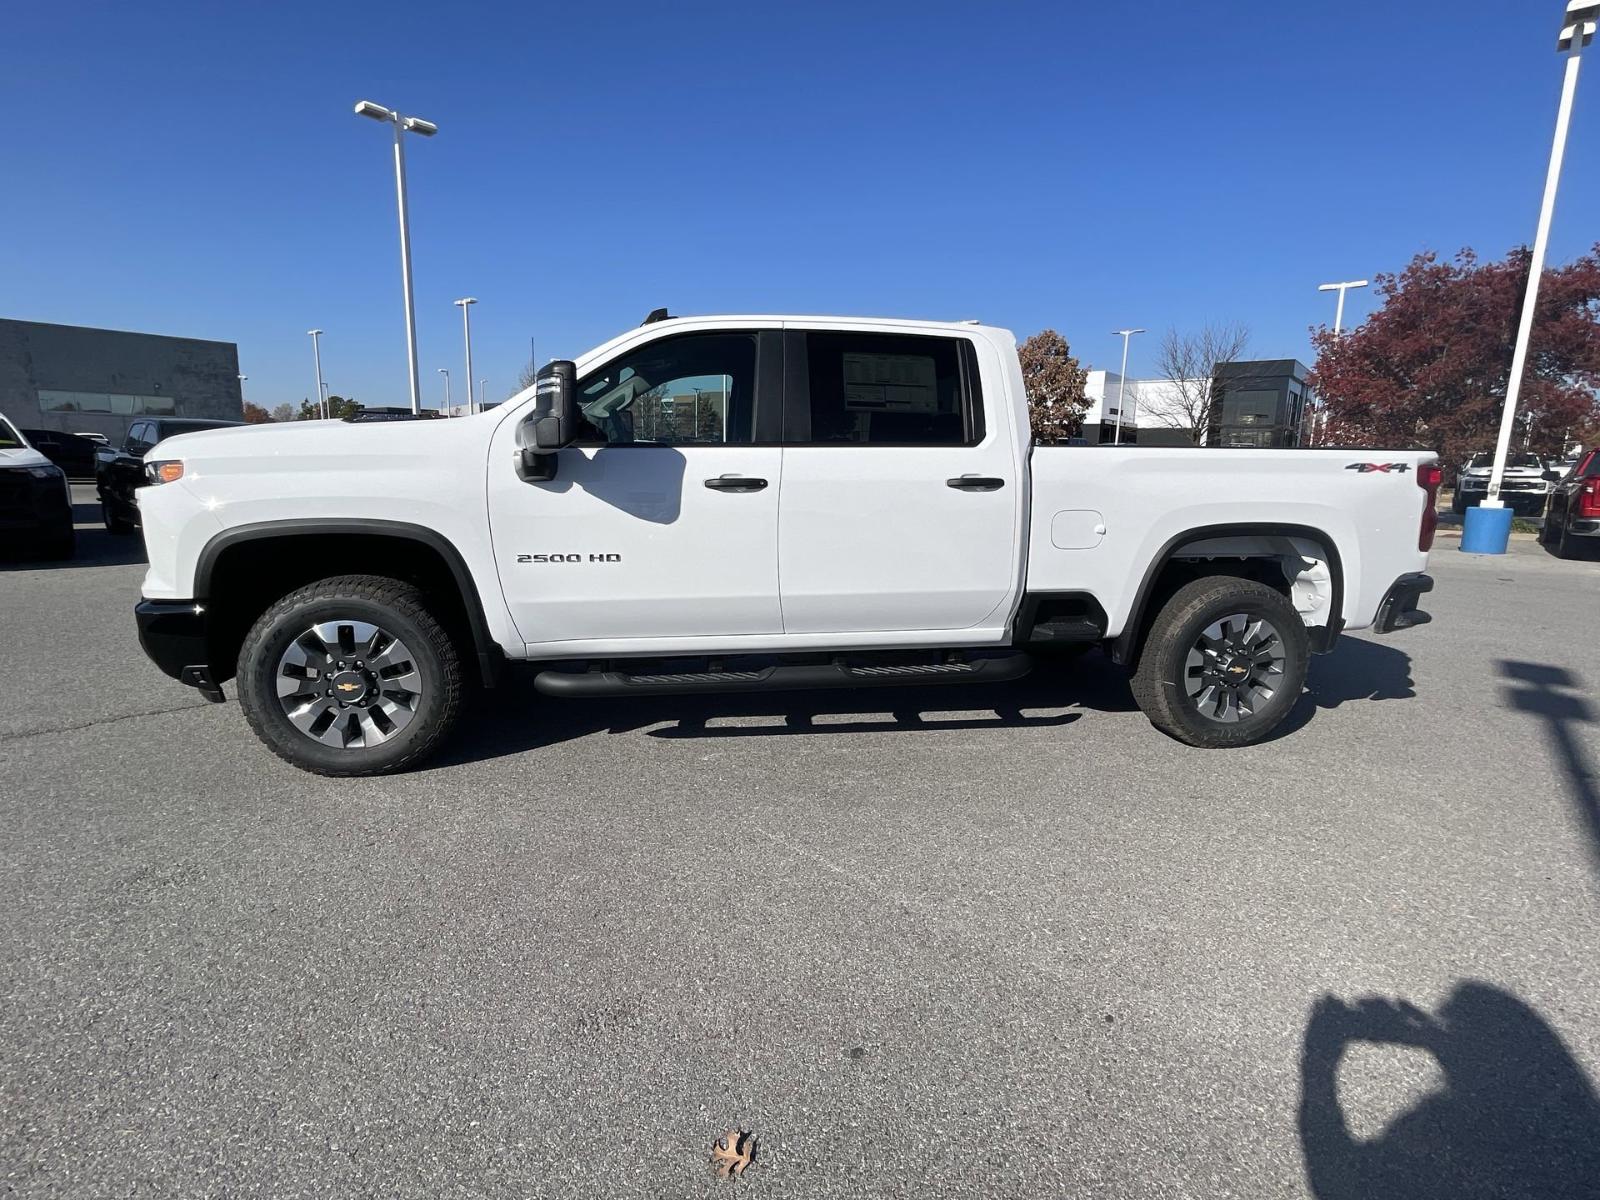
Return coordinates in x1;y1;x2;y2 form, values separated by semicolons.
25;465;62;480
145;460;184;484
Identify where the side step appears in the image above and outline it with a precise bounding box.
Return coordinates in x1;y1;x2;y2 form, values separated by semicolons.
532;654;1033;699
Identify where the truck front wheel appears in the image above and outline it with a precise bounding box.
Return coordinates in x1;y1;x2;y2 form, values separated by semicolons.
1130;577;1309;748
236;574;464;776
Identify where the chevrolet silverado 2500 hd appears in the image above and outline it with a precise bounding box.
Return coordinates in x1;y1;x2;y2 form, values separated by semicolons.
132;315;1440;775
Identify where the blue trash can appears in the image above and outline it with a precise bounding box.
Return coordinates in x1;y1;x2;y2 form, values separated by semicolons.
1460;503;1514;554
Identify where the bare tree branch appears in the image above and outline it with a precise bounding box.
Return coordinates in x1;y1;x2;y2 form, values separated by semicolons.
1146;322;1251;441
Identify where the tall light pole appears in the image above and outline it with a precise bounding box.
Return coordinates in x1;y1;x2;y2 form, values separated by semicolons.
307;329;327;420
1471;0;1595;553
1317;279;1370;336
454;298;478;415
479;378;488;410
437;368;451;416
354;100;438;415
1309;281;1369;445
1112;328;1145;445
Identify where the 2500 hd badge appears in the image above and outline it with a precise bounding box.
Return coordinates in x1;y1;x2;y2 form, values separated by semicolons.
516;552;623;563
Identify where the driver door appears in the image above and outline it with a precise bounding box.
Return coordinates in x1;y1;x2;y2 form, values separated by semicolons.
487;326;784;652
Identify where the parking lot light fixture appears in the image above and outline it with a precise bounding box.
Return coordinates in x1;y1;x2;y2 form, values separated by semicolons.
1471;0;1594;554
1317;280;1370;337
1112;329;1144;445
307;330;327;420
354;99;438;416
454;298;477;415
437;367;451;416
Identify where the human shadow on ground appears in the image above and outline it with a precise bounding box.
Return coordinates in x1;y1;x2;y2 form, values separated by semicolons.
1299;982;1600;1199
432;633;1417;768
1499;660;1600;879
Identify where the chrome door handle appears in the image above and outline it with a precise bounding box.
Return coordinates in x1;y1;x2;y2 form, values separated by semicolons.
704;475;769;492
946;475;1005;491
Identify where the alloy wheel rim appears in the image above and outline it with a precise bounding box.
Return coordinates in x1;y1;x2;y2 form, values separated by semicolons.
1183;612;1286;724
275;620;422;749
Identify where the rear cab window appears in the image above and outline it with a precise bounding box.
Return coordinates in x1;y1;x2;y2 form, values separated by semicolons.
785;330;983;445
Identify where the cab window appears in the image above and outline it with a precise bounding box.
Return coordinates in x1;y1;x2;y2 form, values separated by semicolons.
791;331;980;445
573;332;757;445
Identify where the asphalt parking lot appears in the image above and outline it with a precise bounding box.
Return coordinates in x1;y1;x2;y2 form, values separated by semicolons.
4;487;1600;1199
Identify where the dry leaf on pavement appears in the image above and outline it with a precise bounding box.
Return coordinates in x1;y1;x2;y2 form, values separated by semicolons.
710;1128;756;1179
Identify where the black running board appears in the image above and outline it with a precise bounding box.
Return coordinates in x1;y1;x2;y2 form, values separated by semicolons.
533;654;1033;698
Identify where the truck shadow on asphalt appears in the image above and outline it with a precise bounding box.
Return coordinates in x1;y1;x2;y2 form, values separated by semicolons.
433;635;1417;768
1298;982;1600;1199
0;499;146;572
1499;660;1600;878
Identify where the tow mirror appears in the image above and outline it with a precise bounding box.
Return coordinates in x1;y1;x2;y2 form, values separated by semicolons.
516;359;577;483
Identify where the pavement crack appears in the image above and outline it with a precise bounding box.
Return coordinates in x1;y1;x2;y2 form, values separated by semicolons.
0;700;215;743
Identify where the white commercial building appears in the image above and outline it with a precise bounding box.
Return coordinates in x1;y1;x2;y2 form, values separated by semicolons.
1081;370;1210;443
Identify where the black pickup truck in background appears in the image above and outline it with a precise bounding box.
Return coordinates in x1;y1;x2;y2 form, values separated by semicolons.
96;417;242;534
1539;446;1600;560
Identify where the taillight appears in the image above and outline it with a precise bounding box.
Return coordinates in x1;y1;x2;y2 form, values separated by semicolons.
1417;462;1443;551
1580;479;1600;519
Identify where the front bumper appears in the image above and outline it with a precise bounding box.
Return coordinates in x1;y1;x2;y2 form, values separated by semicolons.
1373;573;1434;635
1458;485;1549;514
134;599;225;701
0;469;72;537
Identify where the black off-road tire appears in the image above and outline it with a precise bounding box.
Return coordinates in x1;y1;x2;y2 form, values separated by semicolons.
1130;576;1309;749
236;574;463;776
1554;520;1596;561
102;500;135;535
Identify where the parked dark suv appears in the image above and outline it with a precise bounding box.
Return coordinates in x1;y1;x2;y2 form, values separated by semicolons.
96;417;243;534
20;429;99;479
1540;447;1600;560
0;414;74;559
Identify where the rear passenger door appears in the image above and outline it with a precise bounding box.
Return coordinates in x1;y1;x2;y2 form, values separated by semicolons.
776;326;1021;635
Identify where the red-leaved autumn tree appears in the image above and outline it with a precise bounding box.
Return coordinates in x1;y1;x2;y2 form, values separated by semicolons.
1309;246;1600;474
1019;329;1088;444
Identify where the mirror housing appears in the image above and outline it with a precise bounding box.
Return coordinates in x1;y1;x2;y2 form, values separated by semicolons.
516;359;578;483
530;359;577;449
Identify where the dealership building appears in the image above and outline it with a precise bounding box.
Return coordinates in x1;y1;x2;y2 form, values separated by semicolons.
0;318;243;443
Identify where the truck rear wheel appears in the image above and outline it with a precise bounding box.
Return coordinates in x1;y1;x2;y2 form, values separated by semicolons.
1130;577;1309;748
236;574;463;776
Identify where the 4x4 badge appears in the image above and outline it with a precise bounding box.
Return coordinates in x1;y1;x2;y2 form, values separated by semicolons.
1345;462;1410;474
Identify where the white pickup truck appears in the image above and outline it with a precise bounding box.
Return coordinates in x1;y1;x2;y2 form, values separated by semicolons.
133;314;1440;775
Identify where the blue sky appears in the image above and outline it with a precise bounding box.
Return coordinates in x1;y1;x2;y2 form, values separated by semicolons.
3;1;1597;410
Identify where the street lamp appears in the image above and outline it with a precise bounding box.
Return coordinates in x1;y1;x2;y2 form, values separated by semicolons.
1467;0;1595;554
307;329;327;419
454;298;477;415
354;99;438;415
437;367;451;416
479;378;487;410
1112;328;1145;445
1317;279;1370;336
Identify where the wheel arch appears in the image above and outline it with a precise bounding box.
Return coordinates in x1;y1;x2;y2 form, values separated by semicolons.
195;519;502;686
1111;522;1345;666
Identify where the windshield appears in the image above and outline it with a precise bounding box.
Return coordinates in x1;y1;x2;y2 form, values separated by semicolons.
1467;453;1542;470
0;418;24;449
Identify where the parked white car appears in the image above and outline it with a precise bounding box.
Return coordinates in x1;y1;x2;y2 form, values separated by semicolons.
131;314;1441;775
